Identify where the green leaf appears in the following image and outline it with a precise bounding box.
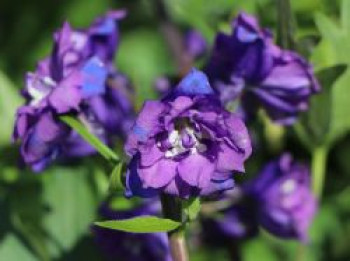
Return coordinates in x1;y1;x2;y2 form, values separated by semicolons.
183;198;201;221
310;0;350;145
0;71;23;146
42;166;99;258
0;234;37;261
59;115;119;163
95;216;181;233
241;237;279;261
109;163;124;191
297;65;346;149
276;0;296;50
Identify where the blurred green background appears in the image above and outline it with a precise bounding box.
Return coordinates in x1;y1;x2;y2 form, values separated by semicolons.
0;0;349;260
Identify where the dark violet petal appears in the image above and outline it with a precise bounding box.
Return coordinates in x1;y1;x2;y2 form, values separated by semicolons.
163;175;192;198
125;156;158;198
21;112;67;164
201;178;235;196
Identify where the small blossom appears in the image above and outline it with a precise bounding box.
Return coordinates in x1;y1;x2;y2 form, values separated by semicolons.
246;153;317;241
125;69;252;198
13;10;133;171
205;12;320;125
93;200;171;261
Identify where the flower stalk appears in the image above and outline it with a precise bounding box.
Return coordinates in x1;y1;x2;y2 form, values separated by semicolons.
311;145;328;199
277;0;296;50
160;194;189;261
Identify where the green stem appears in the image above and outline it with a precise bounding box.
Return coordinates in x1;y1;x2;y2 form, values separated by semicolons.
59;115;119;164
311;146;329;199
277;0;296;50
160;194;189;261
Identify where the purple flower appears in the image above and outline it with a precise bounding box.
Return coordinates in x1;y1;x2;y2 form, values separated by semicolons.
246;153;317;241
93;200;171;261
184;30;207;59
124;69;252;198
205;12;320;125
13;10;133;171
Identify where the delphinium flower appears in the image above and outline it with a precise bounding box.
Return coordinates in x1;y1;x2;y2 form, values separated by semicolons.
245;153;317;241
125;68;252;198
93;200;171;261
205;12;320;125
13;10;134;171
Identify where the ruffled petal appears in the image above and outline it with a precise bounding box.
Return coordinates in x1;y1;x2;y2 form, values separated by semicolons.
177;154;214;189
138;158;177;188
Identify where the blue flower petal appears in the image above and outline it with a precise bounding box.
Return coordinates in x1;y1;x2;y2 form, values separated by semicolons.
81;57;108;97
94;18;115;35
175;69;214;96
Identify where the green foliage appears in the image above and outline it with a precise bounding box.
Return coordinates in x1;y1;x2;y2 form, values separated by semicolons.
109;162;124;191
117;29;175;108
42;166;100;258
183;197;201;221
0;71;23;146
0;234;37;261
297;65;346;149
95;216;181;233
310;0;350;145
242;237;278;261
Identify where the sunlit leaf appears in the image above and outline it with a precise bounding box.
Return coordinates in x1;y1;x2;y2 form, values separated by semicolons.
95;216;181;233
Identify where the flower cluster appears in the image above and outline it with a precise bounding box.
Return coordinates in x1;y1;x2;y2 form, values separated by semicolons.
125;69;252;198
12;7;322;255
13;10;134;171
205;12;320;124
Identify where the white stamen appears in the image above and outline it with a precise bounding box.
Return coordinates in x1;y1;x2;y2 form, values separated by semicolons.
164;127;207;158
281;179;296;194
168;130;180;144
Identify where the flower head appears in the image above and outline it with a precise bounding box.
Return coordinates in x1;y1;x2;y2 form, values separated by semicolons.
246;153;317;241
93;200;171;261
205;12;320;125
13;10;133;171
125;69;251;198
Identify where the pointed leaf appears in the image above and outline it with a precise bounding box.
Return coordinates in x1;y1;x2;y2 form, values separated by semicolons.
297;65;347;148
95;216;181;233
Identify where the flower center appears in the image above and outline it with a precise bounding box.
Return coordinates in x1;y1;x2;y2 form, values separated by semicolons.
281;179;296;195
161;125;207;159
28;75;56;106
